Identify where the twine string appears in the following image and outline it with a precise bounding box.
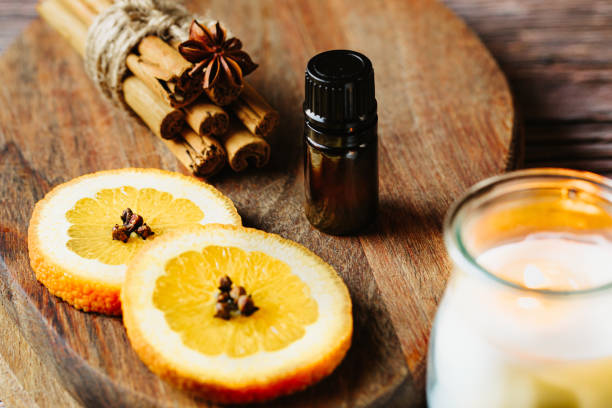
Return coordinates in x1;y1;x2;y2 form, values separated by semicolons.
84;0;210;110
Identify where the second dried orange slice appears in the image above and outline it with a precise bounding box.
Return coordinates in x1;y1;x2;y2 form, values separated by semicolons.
122;224;353;403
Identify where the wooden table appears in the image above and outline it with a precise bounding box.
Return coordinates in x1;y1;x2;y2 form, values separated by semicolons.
1;0;610;406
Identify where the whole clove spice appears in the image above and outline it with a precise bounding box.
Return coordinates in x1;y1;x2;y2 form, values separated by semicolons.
112;224;130;243
217;292;230;303
112;208;155;242
229;285;246;301
126;213;144;232
213;275;258;319
218;275;233;292
237;294;258;316
121;208;133;224
214;302;232;320
136;224;154;239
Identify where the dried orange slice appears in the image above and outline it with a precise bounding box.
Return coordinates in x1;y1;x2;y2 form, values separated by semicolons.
28;168;241;315
122;224;352;403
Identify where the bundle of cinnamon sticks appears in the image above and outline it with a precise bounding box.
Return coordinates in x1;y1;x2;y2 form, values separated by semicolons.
38;0;279;177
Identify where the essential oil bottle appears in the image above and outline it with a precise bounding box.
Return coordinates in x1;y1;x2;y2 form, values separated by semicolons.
303;50;378;235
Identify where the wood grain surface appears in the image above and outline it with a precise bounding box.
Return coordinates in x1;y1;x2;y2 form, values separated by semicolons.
1;0;516;406
444;0;612;174
2;0;611;173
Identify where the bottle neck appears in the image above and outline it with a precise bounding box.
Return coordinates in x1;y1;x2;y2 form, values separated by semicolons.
303;99;378;132
304;117;377;151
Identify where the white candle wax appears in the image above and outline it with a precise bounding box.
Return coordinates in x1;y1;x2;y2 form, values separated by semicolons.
428;233;612;408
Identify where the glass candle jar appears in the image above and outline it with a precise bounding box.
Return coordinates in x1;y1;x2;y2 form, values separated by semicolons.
428;168;612;408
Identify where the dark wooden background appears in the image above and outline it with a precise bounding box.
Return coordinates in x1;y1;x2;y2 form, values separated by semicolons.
447;0;612;174
4;0;612;175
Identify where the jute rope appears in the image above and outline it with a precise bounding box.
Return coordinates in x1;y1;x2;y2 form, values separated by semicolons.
84;0;212;110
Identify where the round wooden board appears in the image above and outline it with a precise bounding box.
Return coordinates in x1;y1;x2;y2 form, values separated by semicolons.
0;0;517;407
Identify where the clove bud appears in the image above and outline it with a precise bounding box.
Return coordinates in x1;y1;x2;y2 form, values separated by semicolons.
213;275;258;320
218;275;233;292
112;224;129;243
237;294;258;316
126;213;144;232
136;224;154;239
214;302;231;320
229;285;246;301
120;208;133;224
112;208;155;242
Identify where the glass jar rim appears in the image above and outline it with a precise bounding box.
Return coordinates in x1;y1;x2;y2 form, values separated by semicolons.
444;168;612;296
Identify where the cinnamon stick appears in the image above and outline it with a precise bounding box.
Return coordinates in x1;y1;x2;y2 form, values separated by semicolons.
123;76;185;140
39;0;272;176
126;52;202;109
135;36;203;108
38;1;226;177
72;0;203;108
74;0;269;113
138;36;190;76
184;101;229;136
81;0;112;14
181;129;227;178
57;0;97;26
231;82;279;138
205;81;242;107
38;0;88;57
123;76;226;177
219;123;271;172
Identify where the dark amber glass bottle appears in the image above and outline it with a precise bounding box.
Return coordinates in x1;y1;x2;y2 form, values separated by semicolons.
303;50;378;235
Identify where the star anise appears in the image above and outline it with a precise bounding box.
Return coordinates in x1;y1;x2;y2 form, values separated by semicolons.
178;20;258;90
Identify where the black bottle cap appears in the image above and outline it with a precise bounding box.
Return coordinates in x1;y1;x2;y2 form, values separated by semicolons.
304;50;376;132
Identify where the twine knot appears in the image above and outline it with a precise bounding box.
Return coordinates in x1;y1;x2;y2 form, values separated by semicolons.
84;0;198;110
